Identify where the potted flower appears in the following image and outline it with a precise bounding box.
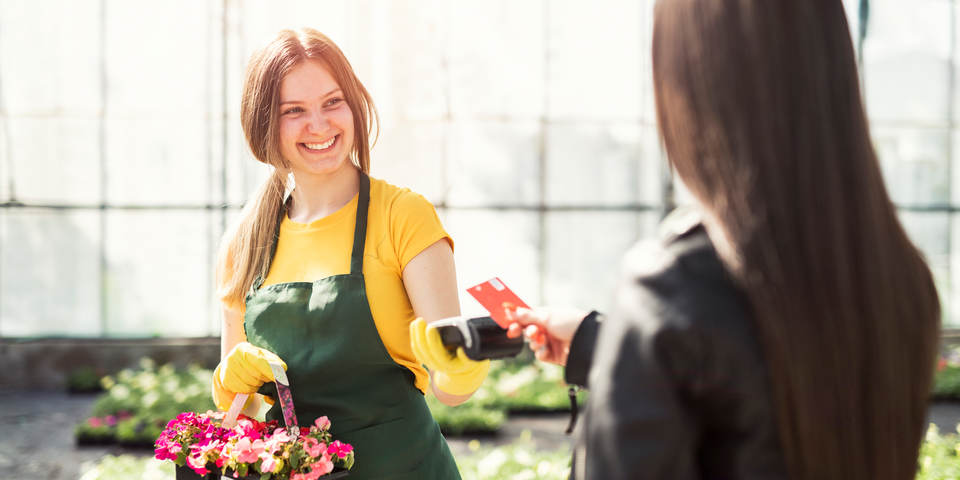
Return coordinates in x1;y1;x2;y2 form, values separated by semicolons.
155;410;354;479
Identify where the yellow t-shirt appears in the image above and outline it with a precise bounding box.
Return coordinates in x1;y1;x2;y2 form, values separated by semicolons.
242;177;451;394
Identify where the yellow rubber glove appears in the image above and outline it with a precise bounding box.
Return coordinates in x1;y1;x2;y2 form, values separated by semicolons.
410;318;490;396
211;342;287;411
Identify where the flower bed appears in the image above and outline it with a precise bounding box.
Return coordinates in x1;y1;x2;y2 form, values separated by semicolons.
74;358;215;447
455;432;571;480
68;366;107;394
75;412;133;444
933;346;960;401
425;394;506;436
424;355;583;435
917;424;960;479
81;422;960;480
470;355;586;414
74;354;585;446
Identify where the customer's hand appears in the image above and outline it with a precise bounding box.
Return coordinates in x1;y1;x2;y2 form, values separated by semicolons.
211;342;287;411
410;318;490;396
505;307;589;366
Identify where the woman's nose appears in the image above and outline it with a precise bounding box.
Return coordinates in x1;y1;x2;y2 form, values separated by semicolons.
306;110;330;134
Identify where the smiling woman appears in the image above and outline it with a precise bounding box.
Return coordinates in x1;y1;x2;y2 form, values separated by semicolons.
208;28;486;479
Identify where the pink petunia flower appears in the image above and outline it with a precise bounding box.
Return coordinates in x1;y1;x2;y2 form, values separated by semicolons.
310;454;334;477
259;453;279;473
88;417;104;428
194;439;222;459
186;452;209;475
271;427;292;442
153;441;181;462
232;437;265;464
327;440;353;459
264;428;291;454
235;419;262;441
314;416;331;431
303;437;327;458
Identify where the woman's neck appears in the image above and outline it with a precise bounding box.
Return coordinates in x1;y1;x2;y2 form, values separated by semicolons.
286;166;361;224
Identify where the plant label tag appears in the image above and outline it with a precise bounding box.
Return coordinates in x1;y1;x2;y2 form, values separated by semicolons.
270;361;298;436
466;277;530;329
271;362;290;386
222;393;248;429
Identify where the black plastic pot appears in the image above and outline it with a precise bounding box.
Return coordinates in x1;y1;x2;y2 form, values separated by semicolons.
175;464;349;479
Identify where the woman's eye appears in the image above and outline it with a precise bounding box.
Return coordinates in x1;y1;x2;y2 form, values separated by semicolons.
283;106;304;115
325;98;343;108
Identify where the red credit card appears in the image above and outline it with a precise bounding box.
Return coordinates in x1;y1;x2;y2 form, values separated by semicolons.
466;277;530;329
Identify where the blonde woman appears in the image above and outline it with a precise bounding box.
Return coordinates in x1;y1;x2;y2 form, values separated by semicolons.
211;28;486;479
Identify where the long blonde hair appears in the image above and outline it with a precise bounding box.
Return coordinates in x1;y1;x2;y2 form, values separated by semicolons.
217;28;379;309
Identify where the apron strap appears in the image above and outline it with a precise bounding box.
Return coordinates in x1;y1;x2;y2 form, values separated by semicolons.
350;173;370;276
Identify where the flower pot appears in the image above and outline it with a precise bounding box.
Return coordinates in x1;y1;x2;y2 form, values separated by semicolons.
175;464;349;480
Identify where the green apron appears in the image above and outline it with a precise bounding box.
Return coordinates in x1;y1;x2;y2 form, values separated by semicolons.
244;173;461;479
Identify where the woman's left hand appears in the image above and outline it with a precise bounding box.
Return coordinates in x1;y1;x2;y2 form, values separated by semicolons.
409;318;490;396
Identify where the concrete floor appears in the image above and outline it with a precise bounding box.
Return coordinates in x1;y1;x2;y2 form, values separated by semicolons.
1;391;957;480
0;391;137;480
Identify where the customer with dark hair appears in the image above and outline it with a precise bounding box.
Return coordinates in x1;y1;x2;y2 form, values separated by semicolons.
506;1;941;478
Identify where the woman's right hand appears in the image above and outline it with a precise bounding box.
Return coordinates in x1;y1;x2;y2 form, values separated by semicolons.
505;307;589;366
211;342;287;410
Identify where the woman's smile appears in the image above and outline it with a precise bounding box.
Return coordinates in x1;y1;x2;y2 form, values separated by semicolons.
300;134;339;154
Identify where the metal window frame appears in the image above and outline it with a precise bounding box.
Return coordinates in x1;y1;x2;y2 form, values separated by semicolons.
0;0;957;337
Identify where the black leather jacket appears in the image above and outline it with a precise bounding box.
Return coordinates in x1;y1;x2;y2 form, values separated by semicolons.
565;211;787;479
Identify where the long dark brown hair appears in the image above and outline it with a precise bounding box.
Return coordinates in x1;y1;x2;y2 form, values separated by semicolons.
652;1;940;478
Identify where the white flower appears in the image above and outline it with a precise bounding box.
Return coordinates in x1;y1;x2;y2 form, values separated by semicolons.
138;357;156;371
111;385;131;400
478;449;508;477
513;448;534;466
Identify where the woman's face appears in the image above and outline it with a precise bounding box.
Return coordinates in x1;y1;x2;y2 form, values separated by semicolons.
278;60;355;178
